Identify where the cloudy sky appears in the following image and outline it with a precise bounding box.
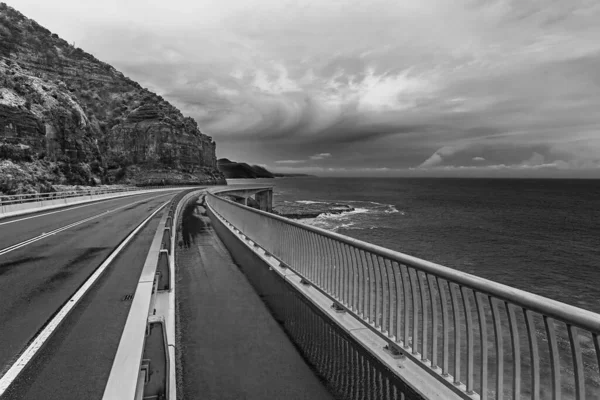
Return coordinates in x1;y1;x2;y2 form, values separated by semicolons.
9;0;600;177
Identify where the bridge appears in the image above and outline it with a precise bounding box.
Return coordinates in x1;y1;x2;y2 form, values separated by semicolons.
0;185;598;399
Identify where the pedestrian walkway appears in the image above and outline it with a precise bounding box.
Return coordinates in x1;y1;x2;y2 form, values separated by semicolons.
175;199;333;400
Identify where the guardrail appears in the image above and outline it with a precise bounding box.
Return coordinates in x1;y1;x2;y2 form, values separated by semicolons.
0;185;210;219
0;186;182;206
207;191;600;400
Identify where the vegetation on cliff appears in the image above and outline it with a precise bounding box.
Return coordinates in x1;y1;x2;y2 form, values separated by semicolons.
217;158;275;179
0;3;225;194
217;158;317;179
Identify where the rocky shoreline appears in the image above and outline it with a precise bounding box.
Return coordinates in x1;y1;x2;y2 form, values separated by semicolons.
273;202;355;219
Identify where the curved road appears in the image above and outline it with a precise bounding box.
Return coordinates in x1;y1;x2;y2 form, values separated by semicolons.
0;190;180;400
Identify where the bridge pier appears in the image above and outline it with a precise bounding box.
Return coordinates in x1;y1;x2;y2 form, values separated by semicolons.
220;187;273;212
255;190;272;212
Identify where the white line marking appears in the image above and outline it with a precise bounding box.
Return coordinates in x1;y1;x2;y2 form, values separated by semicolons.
0;200;170;396
0;193;170;257
0;190;176;227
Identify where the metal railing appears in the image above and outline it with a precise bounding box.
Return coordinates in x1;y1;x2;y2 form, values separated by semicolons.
0;185;197;207
207;191;600;400
0;187;139;206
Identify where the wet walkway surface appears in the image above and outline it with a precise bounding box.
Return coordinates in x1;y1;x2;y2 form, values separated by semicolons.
175;199;333;400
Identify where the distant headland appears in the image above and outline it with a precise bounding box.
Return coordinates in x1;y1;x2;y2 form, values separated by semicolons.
217;158;315;179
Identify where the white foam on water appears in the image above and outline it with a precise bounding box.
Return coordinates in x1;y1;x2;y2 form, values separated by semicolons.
385;204;401;214
303;207;371;231
328;199;404;215
289;198;406;232
317;207;370;219
336;222;356;230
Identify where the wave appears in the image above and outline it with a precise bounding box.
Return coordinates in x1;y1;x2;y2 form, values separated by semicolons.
303;207;373;231
295;200;328;205
328;199;402;213
318;207;370;219
385;205;402;214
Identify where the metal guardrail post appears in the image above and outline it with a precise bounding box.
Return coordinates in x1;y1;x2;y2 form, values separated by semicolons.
157;250;171;292
142;317;169;399
161;228;171;254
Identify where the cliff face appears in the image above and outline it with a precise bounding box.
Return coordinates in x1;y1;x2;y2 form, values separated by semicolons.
0;3;225;194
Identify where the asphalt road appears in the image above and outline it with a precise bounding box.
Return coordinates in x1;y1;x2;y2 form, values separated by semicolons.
0;191;170;250
0;190;178;399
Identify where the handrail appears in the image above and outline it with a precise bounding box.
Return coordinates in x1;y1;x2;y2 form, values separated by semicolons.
207;189;600;400
0;185;203;206
0;187;138;206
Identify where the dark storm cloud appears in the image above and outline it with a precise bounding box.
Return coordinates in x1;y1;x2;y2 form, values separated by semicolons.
11;0;600;176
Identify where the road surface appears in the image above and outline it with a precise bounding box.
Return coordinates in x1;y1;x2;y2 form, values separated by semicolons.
0;189;337;400
0;191;177;399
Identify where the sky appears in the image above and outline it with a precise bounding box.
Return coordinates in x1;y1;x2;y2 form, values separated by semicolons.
7;0;600;177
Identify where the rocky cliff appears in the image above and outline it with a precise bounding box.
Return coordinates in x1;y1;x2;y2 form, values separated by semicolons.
0;3;225;194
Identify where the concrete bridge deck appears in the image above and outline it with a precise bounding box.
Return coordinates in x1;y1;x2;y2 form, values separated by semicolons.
5;184;593;399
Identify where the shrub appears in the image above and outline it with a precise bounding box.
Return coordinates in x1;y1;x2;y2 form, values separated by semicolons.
115;165;127;181
13;83;24;94
89;160;102;173
0;143;33;161
58;161;90;185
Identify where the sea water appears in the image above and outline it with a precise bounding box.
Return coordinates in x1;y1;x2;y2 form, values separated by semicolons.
230;177;600;313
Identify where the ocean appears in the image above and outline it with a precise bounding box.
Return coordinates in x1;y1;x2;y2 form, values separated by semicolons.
229;177;600;313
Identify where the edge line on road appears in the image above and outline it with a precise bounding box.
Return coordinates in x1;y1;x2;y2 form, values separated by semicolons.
0;199;171;396
0;193;171;256
0;189;181;227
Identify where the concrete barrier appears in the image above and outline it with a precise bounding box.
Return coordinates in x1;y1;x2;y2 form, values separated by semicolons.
103;189;202;400
102;198;174;400
208;185;273;212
